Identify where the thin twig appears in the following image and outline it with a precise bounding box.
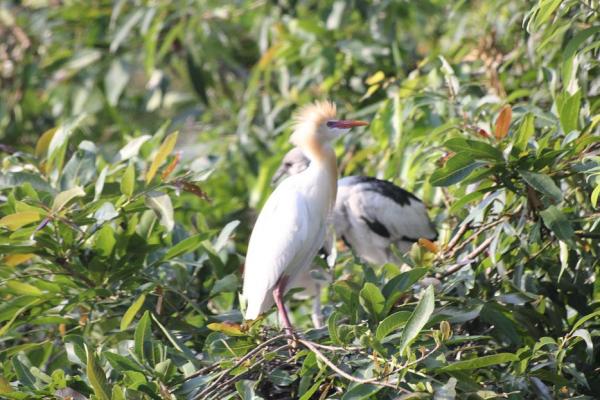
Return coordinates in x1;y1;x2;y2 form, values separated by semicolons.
439;235;495;278
191;333;291;399
206;343;291;400
444;223;469;253
297;339;410;393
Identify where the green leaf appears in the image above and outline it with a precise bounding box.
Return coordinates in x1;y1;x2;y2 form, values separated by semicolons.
5;281;43;296
0;212;41;231
105;59;130;106
444;138;504;162
328;311;342;345
382;268;428;301
529;0;562;32
110;9;144;53
85;345;111;400
514;113;535;152
556;89;581;134
12;355;36;389
163;234;205;260
439;353;518;372
104;352;144;373
0;300;40;336
94;225;116;257
47;115;86;175
146;131;178;184
430;153;484;187
359;282;385;320
519;170;562;202
120;293;146;331
341;383;382;400
571;329;593;361
145;190;174;232
115;135;151;163
570;310;600;334
562;26;600;88
375;311;412;341
150;313;199;365
236;379;263;400
539;205;574;243
210;274;239;296
120;163;135;197
52;186;85;212
591;185;600;207
398;285;435;355
134;311;152;363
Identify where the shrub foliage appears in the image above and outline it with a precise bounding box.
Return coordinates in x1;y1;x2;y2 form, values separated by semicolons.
0;0;599;399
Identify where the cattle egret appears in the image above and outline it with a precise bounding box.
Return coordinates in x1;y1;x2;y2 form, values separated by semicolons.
242;101;367;334
274;147;438;265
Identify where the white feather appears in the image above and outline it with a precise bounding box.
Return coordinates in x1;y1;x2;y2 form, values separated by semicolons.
243;164;331;320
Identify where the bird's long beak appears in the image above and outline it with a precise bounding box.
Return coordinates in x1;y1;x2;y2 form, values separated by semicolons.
330;120;369;129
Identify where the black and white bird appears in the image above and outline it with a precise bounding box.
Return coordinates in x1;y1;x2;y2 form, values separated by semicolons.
273;147;438;265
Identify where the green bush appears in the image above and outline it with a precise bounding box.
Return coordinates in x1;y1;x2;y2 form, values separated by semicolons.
0;0;599;399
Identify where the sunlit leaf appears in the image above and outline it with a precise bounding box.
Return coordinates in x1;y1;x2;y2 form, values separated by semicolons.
145;190;174;232
52;186;85;212
3;253;35;267
494;105;512;139
207;322;245;337
0;212;41;230
35;127;57;159
120;163;135;197
146;131;178;184
120;293;146;331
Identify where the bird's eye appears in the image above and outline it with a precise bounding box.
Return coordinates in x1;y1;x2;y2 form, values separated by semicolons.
326;121;336;128
284;162;292;168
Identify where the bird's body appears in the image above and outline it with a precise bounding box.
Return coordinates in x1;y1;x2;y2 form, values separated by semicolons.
242;101;367;330
243;158;334;319
334;176;437;264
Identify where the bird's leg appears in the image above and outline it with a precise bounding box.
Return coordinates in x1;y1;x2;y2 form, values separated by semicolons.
311;282;323;328
273;276;297;346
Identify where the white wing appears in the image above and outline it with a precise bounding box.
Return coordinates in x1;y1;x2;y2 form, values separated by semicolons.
243;177;314;320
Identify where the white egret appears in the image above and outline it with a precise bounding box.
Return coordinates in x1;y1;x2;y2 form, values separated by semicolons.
242;101;367;334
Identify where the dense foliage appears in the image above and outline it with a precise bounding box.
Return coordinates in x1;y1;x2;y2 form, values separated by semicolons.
0;0;599;399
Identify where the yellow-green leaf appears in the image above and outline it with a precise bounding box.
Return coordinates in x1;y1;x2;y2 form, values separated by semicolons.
0;376;11;394
0;212;41;230
120;293;146;331
6;281;43;296
120;163;135;197
85;345;111;400
366;70;385;85
3;253;35;267
146;131;178;184
207;322;245;336
35;127;57;158
0;300;39;336
52;186;85;212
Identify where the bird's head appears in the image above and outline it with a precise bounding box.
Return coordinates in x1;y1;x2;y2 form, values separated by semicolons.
272;147;310;185
290;101;367;155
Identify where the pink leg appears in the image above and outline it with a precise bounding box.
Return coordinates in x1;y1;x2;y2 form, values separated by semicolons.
273;275;294;335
